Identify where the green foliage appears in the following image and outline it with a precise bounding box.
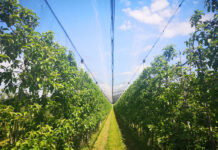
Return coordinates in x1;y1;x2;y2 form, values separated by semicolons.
204;0;218;12
114;10;217;150
0;0;111;149
162;44;177;61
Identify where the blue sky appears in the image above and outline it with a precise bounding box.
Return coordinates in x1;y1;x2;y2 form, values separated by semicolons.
19;0;212;101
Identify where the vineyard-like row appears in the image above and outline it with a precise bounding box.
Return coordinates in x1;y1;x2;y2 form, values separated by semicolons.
114;4;218;150
0;1;111;149
0;0;218;150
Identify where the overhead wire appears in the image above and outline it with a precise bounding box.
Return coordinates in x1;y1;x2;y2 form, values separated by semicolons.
43;0;82;58
43;0;108;100
142;0;186;62
44;0;186;103
128;62;144;85
117;0;186;99
110;0;115;103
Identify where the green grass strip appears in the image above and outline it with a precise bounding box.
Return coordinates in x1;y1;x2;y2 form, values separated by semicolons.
91;110;112;150
105;107;126;150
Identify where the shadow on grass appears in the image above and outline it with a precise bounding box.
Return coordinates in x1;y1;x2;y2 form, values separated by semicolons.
115;114;149;150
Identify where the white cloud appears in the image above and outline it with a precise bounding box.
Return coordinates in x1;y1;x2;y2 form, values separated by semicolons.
162;21;194;38
120;21;132;30
123;7;165;25
161;8;173;18
123;0;174;25
151;0;169;12
123;0;194;38
160;13;214;38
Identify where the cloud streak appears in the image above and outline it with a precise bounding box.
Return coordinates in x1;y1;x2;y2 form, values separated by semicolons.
120;20;132;30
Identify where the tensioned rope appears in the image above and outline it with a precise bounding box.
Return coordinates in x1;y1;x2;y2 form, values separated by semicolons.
118;0;186;98
43;0;110;100
110;0;115;103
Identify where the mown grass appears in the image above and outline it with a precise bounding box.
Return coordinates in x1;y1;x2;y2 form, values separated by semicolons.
105;107;126;150
81;108;112;150
82;107;126;150
91;110;112;150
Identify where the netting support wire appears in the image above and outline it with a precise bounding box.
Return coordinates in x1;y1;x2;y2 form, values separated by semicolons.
143;0;185;61
110;0;115;103
122;0;186;97
44;0;82;58
43;0;99;85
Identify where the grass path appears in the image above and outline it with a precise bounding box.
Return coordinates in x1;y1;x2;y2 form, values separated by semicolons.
92;107;126;150
92;110;112;150
105;108;126;150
